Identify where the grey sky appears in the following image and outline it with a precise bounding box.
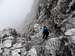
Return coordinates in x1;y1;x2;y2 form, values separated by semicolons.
0;0;34;31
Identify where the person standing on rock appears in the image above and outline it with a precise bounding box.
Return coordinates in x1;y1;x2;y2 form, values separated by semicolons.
42;26;49;40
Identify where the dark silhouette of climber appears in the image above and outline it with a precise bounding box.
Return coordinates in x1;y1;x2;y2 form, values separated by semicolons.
42;26;49;40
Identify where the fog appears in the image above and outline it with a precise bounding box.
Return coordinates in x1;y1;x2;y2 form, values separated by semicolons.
0;0;34;32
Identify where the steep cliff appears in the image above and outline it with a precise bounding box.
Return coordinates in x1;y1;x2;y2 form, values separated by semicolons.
26;0;75;37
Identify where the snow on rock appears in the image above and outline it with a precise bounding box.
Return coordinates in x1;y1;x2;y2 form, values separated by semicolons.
3;40;12;48
3;48;10;56
30;28;43;45
12;49;21;56
65;28;75;35
4;36;14;40
20;47;27;56
27;47;37;56
1;30;10;37
65;29;75;56
0;49;3;54
34;24;41;33
30;35;43;45
31;31;42;39
70;36;75;43
45;38;60;50
45;38;61;56
11;43;22;49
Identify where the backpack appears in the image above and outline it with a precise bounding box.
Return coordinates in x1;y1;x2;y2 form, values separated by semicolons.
43;27;49;33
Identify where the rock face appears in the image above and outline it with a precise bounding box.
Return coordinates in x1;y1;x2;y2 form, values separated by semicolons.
45;38;61;56
31;0;75;37
1;0;75;56
45;38;60;50
26;0;75;56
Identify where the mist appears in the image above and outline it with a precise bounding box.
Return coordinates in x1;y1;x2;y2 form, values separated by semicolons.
0;0;34;32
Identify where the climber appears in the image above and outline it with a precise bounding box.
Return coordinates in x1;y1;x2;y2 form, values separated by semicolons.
42;26;49;40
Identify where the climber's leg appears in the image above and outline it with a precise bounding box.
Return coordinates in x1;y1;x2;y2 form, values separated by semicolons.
45;34;48;40
42;33;45;39
45;32;49;40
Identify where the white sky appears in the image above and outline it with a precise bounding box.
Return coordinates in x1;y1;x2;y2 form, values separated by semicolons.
0;0;34;31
